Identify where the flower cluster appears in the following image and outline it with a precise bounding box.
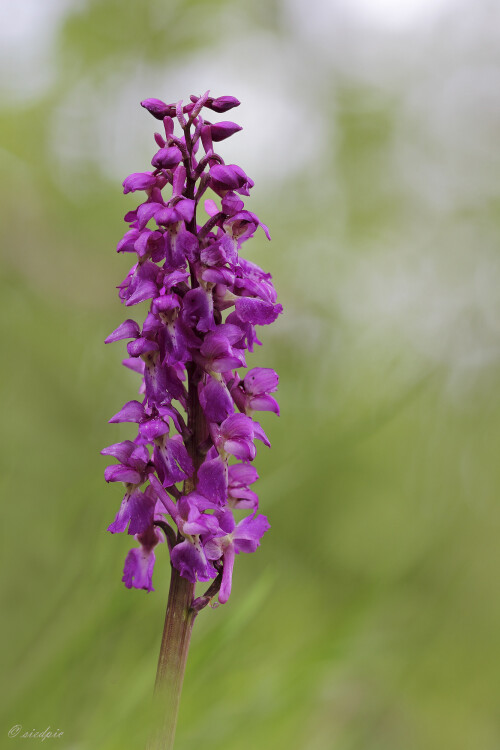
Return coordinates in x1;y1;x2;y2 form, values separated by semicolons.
103;92;281;604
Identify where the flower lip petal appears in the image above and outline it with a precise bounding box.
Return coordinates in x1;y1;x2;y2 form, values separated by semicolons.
218;545;235;604
170;539;217;583
233;513;270;553
122;546;156;591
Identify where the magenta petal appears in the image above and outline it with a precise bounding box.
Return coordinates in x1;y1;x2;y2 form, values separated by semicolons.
108;488;155;535
125;280;158;306
104;465;142;484
107;495;130;533
199;377;234;423
129;444;150;470
249;394;280;415
168;436;194;477
172;227;198;265
117;229;140;252
141;98;173;119
122;546;156;591
109;400;145;424
139;417;169;440
126;489;156;535
105;319;140;344
123;172;156;194
224;439;256;461
199;332;232;361
204;198;218;217
218;544;235;604
101;440;136;463
174;198;195;223
228;463;259;508
228;463;259;485
216;323;244;345
204;538;223;561
151;146;182;169
252;421;271;447
221;192;244;215
210;121;242;142
154;132;166;148
153;435;193;486
210;355;245;373
235;298;283;326
137;202;163;229
153;293;180;313
127;337;159;357
198;457;228;505
171;540;217;583
229;488;259;509
182;288;214;333
210;164;247;191
237;512;270;539
133;229;153;259
122;357;145;374
206;95;240;113
233;513;270;553
221;413;254;440
199;330;245;371
244;367;279;395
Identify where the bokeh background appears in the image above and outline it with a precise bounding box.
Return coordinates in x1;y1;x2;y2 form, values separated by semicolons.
1;0;500;748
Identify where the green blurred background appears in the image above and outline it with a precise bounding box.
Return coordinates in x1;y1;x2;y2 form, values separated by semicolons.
1;0;500;748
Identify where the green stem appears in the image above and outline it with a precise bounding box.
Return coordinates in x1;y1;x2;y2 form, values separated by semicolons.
147;568;196;750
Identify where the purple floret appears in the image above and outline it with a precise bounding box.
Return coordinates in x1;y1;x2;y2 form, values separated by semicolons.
103;91;281;603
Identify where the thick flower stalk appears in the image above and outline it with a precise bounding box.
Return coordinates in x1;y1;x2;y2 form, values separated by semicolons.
102;91;281;746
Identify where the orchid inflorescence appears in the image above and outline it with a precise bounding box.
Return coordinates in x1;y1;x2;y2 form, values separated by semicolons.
102;91;281;606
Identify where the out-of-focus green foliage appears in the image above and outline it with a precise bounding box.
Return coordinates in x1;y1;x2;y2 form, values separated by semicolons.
1;1;499;749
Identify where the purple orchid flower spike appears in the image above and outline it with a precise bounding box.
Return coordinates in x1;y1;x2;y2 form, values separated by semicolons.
103;91;281;749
